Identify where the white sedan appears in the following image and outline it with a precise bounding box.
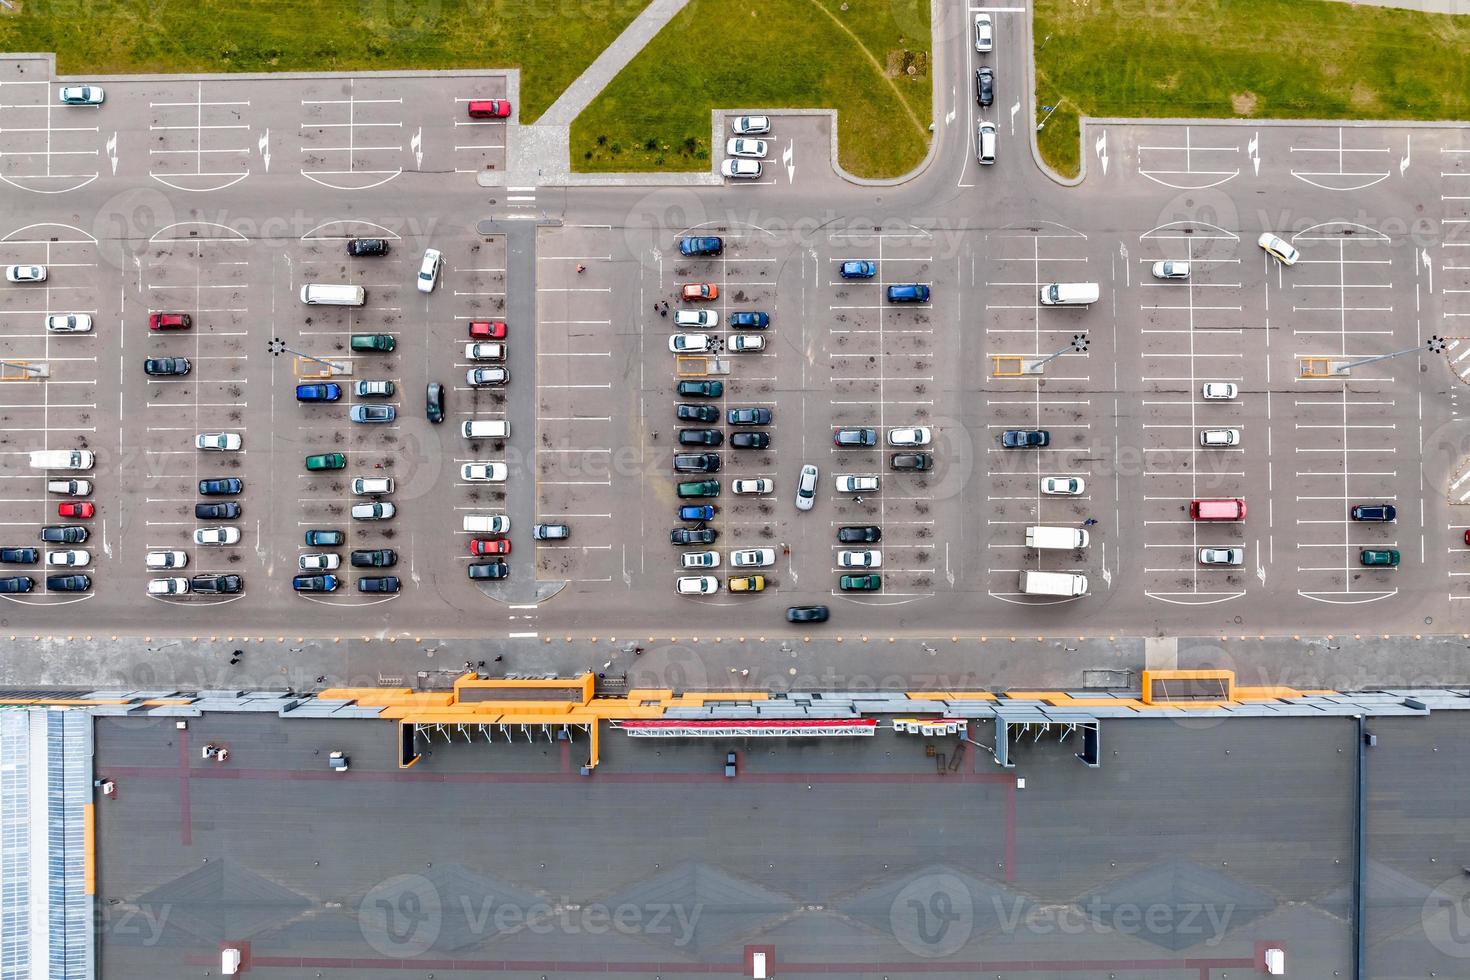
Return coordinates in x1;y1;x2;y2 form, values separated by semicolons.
59;85;105;105
726;138;768;158
669;334;712;353
887;426;932;447
298;553;340;571
46;314;93;333
417;247;442;293
194;526;241;546
47;549;90;567
681;550;721;569
837;550;882;569
1151;260;1190;280
1258;232;1299;266
835;474;879;493
732;115;770;136
732;478;773;495
196;432;242;451
464;342;505;361
676;575;720;595
730;548;776;568
147;577;190;596
5;265;46;283
146;550;188;570
974;13;993;51
461;462;508;482
1199;547;1245;566
1202;382;1238;400
720;159;763;180
1041;476;1086;495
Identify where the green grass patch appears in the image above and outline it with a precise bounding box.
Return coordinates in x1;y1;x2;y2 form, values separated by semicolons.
573;0;932;179
0;0;652;122
1035;0;1470;178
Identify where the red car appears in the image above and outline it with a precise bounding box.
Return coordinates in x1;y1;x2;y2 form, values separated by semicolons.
58;501;94;518
148;311;192;331
469;538;511;556
681;283;718;302
469;320;507;340
1465;529;1470;546
467;100;512;119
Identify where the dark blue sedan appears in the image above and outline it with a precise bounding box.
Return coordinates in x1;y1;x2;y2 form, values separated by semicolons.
678;236;723;257
840;260;876;279
679;505;716;522
885;284;931;303
296;383;342;402
729;311;769;329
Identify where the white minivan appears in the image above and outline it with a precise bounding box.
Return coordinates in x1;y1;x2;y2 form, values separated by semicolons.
351;477;394;495
1039;282;1100;306
976;121;996;165
300;283;366;306
462;419;509;439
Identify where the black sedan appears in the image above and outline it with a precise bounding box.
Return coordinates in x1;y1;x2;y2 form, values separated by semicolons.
728;407;771;425
46;574;90;592
468;561;508;580
671;527;718;545
144;356;190;376
730;431;770;450
677;403;720;423
837;525;882;544
890;452;932;471
673;453;720;473
351;549;398;568
0;547;38;563
358;576;400;593
426;382;446;424
834;428;878;447
195;502;242;520
40;525;87;544
975;66;994;106
0;576;33;593
677;380;723;398
786;605;830;623
191;574;243;594
678;428;723;447
1001;429;1050;448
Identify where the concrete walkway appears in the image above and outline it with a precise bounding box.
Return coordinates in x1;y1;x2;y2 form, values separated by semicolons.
537;0;691;127
1324;0;1469;12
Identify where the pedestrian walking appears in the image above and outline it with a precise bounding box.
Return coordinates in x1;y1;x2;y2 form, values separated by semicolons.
659;306;668;318
633;646;644;656
576;264;586;274
494;655;504;663
854;495;864;504
315;675;326;684
1083;518;1098;527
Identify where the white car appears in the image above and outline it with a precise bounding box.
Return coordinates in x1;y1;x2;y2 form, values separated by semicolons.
194;526;240;546
682;550;721;569
669;334;712;353
46;314;93;333
464;342;505;361
726;137;768;158
733;477;773;495
674;309;718;328
59;85;104;105
721;158;763;180
461;462;508;482
732;115;770;136
1200;429;1240;447
351;502;396;520
838;550;882;569
1199;547;1245;566
1202;382;1238;400
1041;476;1086;495
795;464;819;511
466;367;508;386
1258;232;1299;266
1151;260;1190;280
355;379;394;397
47;549;90;567
974;13;993;52
835;474;879;493
5;265;46;283
147;577;190;596
146;550;187;569
195;432;242;451
887;426;932;447
351;477;394;495
48;479;91;496
730;548;776;568
730;335;765;352
298;553;340;571
417;248;442;292
676;575;720;595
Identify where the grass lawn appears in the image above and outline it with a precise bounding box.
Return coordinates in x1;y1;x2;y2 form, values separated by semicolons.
1035;0;1470;178
0;0;651;122
572;0;932;179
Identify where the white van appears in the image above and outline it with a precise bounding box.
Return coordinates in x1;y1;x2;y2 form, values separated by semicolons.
463;514;510;534
351;477;394;495
1019;570;1088;596
1039;282;1100;306
462;420;509;439
29;449;94;470
1025;526;1089;549
299;283;367;306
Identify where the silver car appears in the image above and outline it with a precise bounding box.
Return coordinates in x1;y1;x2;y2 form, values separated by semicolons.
732;115;770;136
726;137;767;158
795;464;819;511
1151;260;1190;280
46;314;93;333
1199;547;1245;566
5;265;46;283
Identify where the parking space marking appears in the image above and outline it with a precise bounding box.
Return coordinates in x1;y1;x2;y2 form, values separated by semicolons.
149;83;252;191
1137;126;1241;189
299;80;404;190
0;80;100;194
1290;127;1392;191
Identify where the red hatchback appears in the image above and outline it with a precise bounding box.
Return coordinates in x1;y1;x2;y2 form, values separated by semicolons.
58;501;94;518
149;311;192;331
467;100;512;119
469;320;507;340
469;538;511;556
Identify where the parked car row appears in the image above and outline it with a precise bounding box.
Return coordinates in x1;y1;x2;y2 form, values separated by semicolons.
973;14;997;165
722;116;770;180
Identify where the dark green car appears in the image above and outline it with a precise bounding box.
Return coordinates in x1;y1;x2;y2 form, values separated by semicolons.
676;479;720;499
305;452;346;471
350;334;395;353
840;573;882;591
1359;549;1400;567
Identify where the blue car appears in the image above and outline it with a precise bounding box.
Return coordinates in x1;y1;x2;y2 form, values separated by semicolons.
678;236;723;257
729;311;769;329
199;478;243;495
679;505;716;522
886;284;931;303
304;529;344;547
349;404;396;423
293;574;338;592
840;260;876;279
296;383;342;402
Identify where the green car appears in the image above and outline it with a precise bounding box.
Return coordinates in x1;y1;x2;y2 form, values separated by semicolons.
840;573;882;591
1359;549;1400;567
305;452;346;471
350;334;395;353
676;479;720;499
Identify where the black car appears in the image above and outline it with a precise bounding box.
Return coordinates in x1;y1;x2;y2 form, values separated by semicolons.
347;238;390;257
40;525;87;544
727;407;771;425
191;574;242;594
144;356;190;376
676;380;723;398
0;547;38;563
786;605;830;624
1001;429;1050;448
890;452;933;471
426;382;445;424
834;428;878;447
1350;503;1396;522
673;452;720;473
677;403;720;423
195;502;241;520
975;66;994;106
358;575;400;593
351;548;398;568
678;428;723;447
0;576;33;593
837;525;882;544
671;527;718;546
198;478;243;495
730;431;770;450
468;561;508;580
46;574;90;592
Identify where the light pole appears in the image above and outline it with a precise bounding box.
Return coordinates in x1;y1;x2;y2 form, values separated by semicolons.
1301;335;1445;378
268;337;350;376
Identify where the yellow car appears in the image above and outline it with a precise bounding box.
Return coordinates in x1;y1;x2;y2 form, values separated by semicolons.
728;575;765;592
